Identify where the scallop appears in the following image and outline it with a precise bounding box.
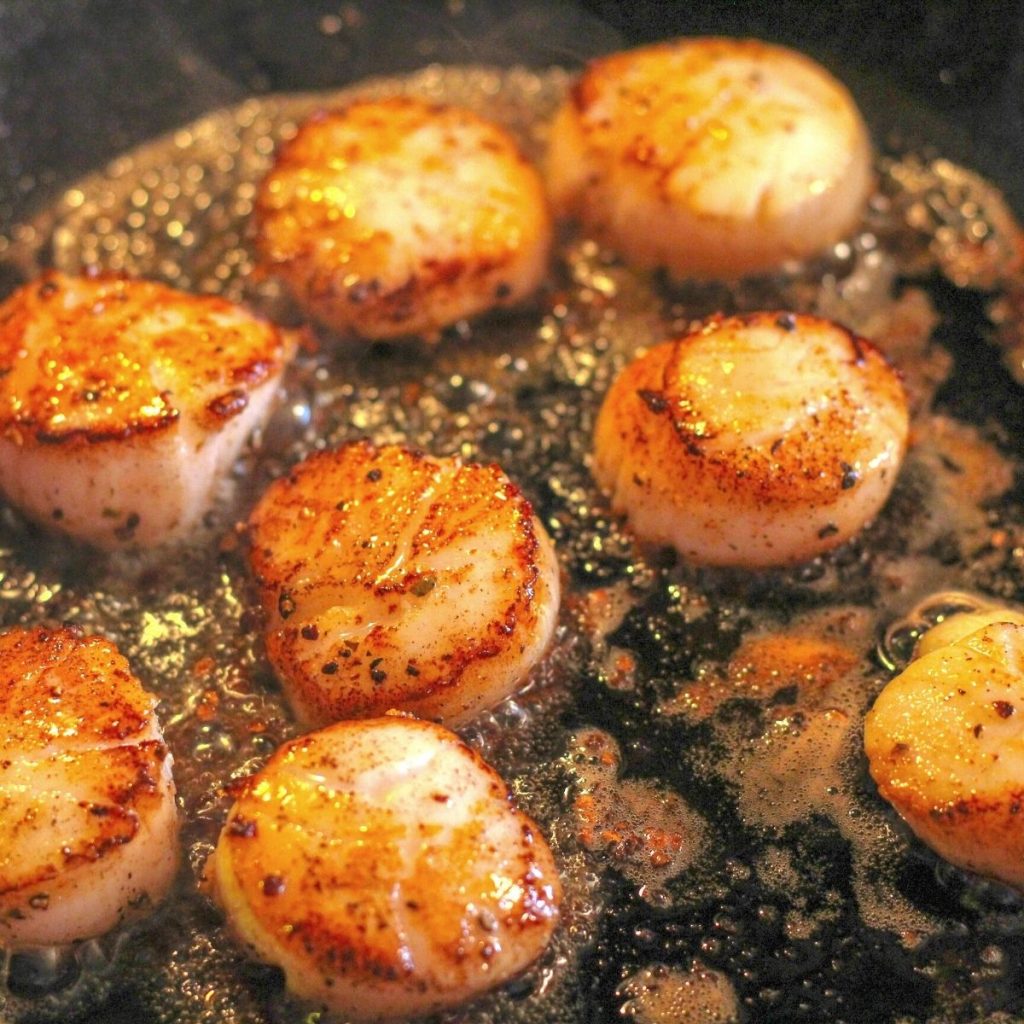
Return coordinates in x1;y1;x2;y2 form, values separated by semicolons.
206;715;561;1021
547;37;872;279
254;97;553;340
0;271;293;548
0;625;179;949
915;605;1024;658
865;620;1024;889
592;312;909;567
247;441;561;726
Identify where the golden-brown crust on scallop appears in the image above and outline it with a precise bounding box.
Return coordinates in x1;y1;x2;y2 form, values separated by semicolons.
865;622;1024;888
254;97;552;339
213;717;560;1017
548;37;873;278
649;313;904;508
0;625;179;942
0;271;290;446
248;441;558;725
0;741;168;896
0;625;156;746
592;311;909;566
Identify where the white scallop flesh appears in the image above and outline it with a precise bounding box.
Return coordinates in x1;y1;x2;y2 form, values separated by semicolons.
592;311;909;567
547;36;872;279
0;271;293;549
207;716;561;1020
915;606;1024;658
256;96;552;339
248;441;561;726
866;620;1024;889
0;625;179;948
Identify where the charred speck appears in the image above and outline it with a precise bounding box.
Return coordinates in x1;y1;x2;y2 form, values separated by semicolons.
410;576;436;597
775;312;797;331
278;593;296;619
840;462;860;489
261;874;286;897
370;658;387;684
229;817;258;838
114;512;141;542
405;663;420;677
88;805;111;817
207;389;249;419
638;389;668;414
366;468;383;482
348;278;380;304
682;435;705;457
301;623;319;641
770;437;784;455
818;522;839;539
494;281;512;299
51;508;63;521
974;723;984;737
994;701;1015;718
322;661;339;675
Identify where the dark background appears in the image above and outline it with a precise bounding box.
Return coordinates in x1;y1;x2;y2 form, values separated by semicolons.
0;0;1023;233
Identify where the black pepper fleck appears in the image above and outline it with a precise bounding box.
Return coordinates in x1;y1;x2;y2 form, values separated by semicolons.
229;817;258;838
840;462;859;490
262;874;286;897
637;389;668;414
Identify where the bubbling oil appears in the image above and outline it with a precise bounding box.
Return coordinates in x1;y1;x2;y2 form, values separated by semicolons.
0;62;1023;1024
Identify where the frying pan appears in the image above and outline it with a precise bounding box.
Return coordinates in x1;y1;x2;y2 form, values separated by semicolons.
2;2;1024;1023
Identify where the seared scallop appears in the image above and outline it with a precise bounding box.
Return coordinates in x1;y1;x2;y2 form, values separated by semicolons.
255;97;552;340
206;715;561;1021
0;625;178;948
866;620;1024;889
547;37;872;279
248;442;560;726
0;272;293;549
592;312;909;567
915;604;1024;658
